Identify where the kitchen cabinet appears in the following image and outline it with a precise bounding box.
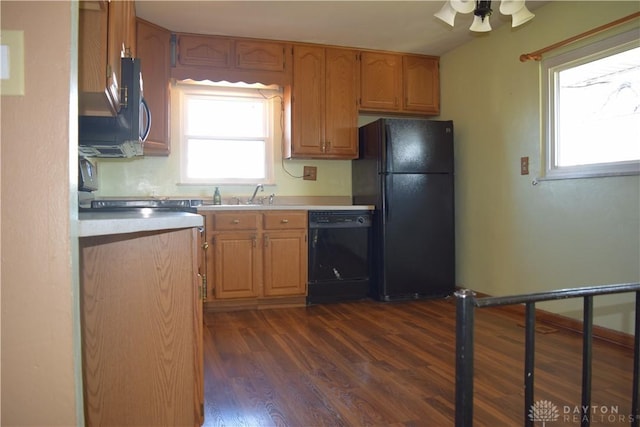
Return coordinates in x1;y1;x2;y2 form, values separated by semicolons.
263;211;308;297
201;210;307;310
80;227;203;426
79;0;136;116
359;51;402;112
172;34;292;86
402;55;440;114
210;212;262;300
136;19;172;155
360;51;440;115
285;45;359;159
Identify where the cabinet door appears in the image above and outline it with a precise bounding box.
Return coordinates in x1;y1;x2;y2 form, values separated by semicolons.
359;51;402;111
79;2;119;115
236;40;286;72
213;232;261;299
290;45;326;157
403;56;440;114
178;35;233;68
137;19;171;155
325;48;359;159
263;230;308;297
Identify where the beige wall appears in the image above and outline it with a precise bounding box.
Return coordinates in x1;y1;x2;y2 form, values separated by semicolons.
440;1;640;333
1;1;82;425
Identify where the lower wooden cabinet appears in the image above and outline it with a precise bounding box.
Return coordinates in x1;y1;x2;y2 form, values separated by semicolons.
80;227;203;426
201;210;308;310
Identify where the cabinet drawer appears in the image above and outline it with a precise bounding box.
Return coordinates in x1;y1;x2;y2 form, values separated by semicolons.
263;211;307;230
213;212;260;231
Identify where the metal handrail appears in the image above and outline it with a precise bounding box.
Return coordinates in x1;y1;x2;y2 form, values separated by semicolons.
455;282;640;427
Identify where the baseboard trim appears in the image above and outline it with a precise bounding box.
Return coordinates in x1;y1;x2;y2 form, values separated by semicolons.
470;290;634;350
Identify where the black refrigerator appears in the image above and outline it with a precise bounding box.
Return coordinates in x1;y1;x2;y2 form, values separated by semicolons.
352;118;455;301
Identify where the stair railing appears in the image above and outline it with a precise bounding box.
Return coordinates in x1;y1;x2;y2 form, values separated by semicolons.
455;282;640;427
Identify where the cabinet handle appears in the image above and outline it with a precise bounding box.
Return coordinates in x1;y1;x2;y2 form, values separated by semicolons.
281;219;289;224
232;219;240;224
321;141;326;153
202;241;209;251
326;141;331;152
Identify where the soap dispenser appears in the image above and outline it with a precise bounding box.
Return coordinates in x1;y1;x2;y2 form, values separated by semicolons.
213;187;222;205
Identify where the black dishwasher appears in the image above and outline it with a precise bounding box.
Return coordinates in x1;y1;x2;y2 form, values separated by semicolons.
307;210;372;305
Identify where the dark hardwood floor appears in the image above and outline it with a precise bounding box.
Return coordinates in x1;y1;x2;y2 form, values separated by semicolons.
202;297;635;426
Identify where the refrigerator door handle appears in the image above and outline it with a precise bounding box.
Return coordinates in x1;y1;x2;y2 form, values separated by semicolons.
385;173;393;221
384;123;393;174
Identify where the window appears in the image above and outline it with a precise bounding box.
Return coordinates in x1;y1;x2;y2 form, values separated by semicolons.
542;29;640;180
177;81;280;185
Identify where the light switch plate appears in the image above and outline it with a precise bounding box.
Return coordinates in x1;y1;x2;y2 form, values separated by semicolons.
1;30;25;96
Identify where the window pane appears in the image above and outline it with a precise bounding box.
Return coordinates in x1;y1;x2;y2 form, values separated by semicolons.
186;97;266;137
556;46;640;167
185;139;266;180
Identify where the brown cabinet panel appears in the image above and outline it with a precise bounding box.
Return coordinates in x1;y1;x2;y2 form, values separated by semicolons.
325;48;359;158
290;45;326;157
360;51;402;111
136;19;171;155
178;35;233;68
173;34;291;86
360;51;440;116
213;212;261;231
263;211;307;230
202;210;308;305
236;40;286;71
403;55;440;114
213;232;261;299
263;230;307;297
287;45;358;159
80;228;201;425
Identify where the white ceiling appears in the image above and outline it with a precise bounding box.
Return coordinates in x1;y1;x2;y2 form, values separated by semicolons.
135;1;548;57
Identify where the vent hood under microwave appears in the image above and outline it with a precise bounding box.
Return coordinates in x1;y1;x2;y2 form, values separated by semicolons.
79;57;151;158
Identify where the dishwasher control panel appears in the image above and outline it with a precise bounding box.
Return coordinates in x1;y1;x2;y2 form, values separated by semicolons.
308;211;372;228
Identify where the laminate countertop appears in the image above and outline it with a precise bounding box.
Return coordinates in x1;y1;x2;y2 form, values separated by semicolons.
196;204;374;211
78;211;204;238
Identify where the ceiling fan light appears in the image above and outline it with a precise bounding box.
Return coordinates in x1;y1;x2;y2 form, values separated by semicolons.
450;0;476;14
499;0;525;16
469;15;492;32
511;6;535;27
434;2;457;27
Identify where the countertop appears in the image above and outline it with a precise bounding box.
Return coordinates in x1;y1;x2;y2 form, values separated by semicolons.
77;205;374;237
196;204;374;211
78;211;204;237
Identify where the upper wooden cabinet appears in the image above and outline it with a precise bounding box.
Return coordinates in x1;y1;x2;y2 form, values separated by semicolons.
136;19;171;155
359;51;402;112
285;45;359;159
172;34;291;86
79;0;136;116
403;55;440;114
360;51;440;115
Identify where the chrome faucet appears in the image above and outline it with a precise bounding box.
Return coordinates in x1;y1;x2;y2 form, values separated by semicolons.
248;184;264;204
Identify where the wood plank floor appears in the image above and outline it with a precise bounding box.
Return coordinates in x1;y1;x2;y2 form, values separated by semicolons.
202;297;635;426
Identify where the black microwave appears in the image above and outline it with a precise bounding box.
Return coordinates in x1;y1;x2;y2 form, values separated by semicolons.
79;57;151;158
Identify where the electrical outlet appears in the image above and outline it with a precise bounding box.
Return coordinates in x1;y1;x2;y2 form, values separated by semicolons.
303;166;317;181
520;156;529;175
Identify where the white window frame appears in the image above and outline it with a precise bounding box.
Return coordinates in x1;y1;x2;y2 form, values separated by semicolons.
542;29;640;180
177;81;278;185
